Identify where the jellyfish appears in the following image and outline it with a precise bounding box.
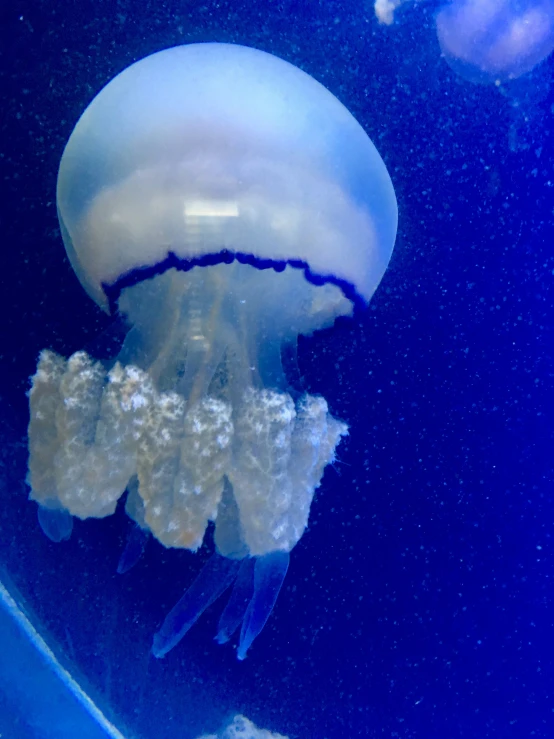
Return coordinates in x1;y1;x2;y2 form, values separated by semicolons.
374;0;407;25
26;43;397;659
374;0;554;82
436;0;554;84
195;714;289;739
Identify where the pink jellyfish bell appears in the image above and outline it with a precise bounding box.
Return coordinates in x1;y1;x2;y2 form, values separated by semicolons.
374;0;554;83
27;43;397;659
436;0;554;83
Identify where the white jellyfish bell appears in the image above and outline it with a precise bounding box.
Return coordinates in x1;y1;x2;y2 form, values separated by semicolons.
27;43;397;659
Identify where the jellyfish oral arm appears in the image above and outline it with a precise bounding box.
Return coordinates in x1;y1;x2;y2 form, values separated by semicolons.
28;347;347;658
237;551;289;661
152;550;289;661
215;557;255;645
152;553;241;659
28;349;347;557
116;522;150;575
227;390;348;556
27;350;152;520
36;502;73;543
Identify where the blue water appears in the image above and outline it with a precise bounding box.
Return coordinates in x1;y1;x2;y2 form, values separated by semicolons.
1;1;553;737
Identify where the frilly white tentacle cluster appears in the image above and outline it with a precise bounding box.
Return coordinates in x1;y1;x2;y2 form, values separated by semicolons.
28;349;347;556
196;714;289;739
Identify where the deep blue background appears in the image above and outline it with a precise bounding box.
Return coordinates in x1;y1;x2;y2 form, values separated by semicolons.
1;1;553;737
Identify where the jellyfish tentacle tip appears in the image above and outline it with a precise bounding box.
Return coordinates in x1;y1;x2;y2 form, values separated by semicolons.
36;502;73;543
236;551;290;660
116;521;150;575
215;557;255;646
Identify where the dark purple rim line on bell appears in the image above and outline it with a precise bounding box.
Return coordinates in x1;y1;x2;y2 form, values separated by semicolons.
102;250;366;316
